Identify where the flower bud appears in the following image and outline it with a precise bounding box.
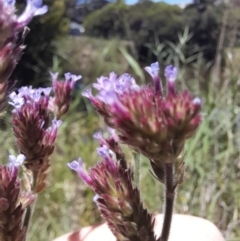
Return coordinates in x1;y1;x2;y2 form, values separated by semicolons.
48;72;81;119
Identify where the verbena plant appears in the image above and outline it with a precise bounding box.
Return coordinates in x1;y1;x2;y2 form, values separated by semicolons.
1;1;239;241
0;1;202;241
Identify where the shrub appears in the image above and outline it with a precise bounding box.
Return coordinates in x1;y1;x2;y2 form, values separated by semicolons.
84;2;184;62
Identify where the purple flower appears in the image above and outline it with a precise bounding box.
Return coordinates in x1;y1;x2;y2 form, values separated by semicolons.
8;154;26;166
52;119;62;128
107;128;118;141
164;65;178;95
193;97;201;105
63;72;82;88
144;62;159;79
93;131;103;140
10;86;60;172
164;65;178;83
92;72;117;92
16;0;48;28
0;0;48;48
50;72;59;81
67;158;92;185
85;73;139;101
67;149;155;241
49;72;81;119
67;158;83;173
9;86;52;108
44;119;62;144
93;194;100;203
37;87;52;96
8;92;24;109
83;62;202;164
83;73;140;112
97;145;110;158
82;88;92;98
145;62;162;94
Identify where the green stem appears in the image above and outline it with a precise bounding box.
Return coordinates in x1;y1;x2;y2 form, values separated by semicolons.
133;151;141;188
23;171;38;239
23;201;33;227
160;163;175;241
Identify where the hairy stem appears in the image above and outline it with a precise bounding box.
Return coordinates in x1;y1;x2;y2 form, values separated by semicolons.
133;151;141;188
160;163;175;241
23;171;38;237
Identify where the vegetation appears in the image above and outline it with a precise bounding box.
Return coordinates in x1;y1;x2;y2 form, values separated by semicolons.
1;34;239;240
84;1;240;63
1;1;239;240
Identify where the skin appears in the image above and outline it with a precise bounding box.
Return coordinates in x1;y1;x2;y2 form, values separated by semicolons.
52;214;225;241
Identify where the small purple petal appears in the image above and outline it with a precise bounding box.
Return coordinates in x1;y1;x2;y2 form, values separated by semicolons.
8;92;24;108
164;65;178;83
64;72;72;80
97;89;117;105
97;145;109;158
17;0;48;27
71;74;82;82
107;128;118;141
144;62;160;78
37;87;52;96
52;119;62;128
8;154;25;166
50;72;59;81
82;88;92;98
33;5;48;16
93;132;103;140
193;97;201;105
145;62;162;94
67;158;92;185
93;194;100;203
67;159;82;172
93;76;113;91
7;0;15;5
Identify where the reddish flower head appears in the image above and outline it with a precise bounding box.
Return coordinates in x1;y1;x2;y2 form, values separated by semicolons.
67;145;156;241
48;72;81;119
9;86;62;171
83;63;202;163
0;157;35;241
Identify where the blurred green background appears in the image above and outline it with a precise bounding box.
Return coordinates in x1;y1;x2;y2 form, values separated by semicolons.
2;0;240;240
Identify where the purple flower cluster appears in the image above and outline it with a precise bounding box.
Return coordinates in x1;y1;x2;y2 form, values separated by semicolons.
0;155;35;241
69;63;203;241
8;69;79;192
0;0;47;48
83;63;201;164
9;86;62;174
68;140;156;241
48;72;81;119
0;0;48;114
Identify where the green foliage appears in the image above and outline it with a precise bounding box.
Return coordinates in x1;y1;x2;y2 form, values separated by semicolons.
1;36;239;240
182;3;224;61
84;2;183;61
12;0;70;87
55;36;143;85
84;1;240;63
84;1;129;39
62;48;240;240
